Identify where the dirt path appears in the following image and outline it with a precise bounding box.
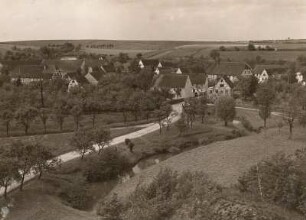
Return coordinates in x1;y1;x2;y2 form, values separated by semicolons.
0;104;182;197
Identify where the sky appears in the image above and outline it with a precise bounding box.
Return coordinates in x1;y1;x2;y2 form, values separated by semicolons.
0;0;306;42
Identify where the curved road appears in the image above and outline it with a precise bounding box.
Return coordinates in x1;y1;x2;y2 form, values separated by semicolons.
0;104;182;197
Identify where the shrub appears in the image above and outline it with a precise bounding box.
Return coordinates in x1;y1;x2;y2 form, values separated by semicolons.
59;177;91;210
239;116;254;132
98;193;124;220
84;147;130;182
238;150;306;215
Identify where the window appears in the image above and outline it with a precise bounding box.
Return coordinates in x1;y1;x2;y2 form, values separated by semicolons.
220;84;224;87
215;89;218;94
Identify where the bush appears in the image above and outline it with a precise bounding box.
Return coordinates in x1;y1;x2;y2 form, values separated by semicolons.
59;177;91;210
106;168;293;219
98;193;124;220
84;147;130;182
239;116;254;132
238;150;306;215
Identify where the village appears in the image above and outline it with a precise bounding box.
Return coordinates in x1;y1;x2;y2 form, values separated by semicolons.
1;0;306;219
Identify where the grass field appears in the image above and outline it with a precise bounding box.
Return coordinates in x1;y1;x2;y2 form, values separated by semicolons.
81;47;153;56
0;126;141;157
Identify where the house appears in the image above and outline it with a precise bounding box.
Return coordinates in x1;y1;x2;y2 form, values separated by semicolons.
10;65;52;84
42;59;86;78
85;70;104;85
153;74;193;99
295;67;306;86
253;65;287;83
207;62;252;82
138;59;162;69
208;76;234;102
67;79;79;92
189;74;208;96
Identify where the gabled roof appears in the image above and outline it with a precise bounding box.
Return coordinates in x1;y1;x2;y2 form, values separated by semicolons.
221;76;234;88
156;74;189;88
189;74;207;85
208;62;251;76
253;64;287;76
142;59;160;67
43;59;84;73
89;71;104;81
10;65;53;79
65;71;88;84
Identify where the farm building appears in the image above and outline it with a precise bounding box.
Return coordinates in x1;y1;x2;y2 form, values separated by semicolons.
208;76;234;102
253;64;287;83
153;74;193;99
85;70;104;85
10;65;52;84
207;62;252;82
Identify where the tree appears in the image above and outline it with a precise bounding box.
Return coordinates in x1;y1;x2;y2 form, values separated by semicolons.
0;110;14;136
248;43;256;51
70;101;83;130
91;128;112;154
0;157;19;198
210;50;220;63
256;82;276;127
32;143;60;179
154;103;172;134
183;98;197;128
9;141;37;190
128;91;143;121
282;97;300;139
236;75;258;100
52;97;69;131
197;96;208;124
84;96;101;128
15;106;38;134
216;96;236;126
38;108;49;134
175;114;188;136
71;130;94;159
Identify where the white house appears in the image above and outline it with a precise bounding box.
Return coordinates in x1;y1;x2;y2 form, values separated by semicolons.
208;76;233;102
253;65;287;83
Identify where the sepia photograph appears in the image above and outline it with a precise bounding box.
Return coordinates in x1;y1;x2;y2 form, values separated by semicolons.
0;0;306;219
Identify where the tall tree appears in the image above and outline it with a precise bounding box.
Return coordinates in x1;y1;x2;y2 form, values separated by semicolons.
196;96;208;124
70;101;83;130
0;157;20;198
0;110;14;136
256;82;276;127
71;130;94;159
38;108;49;134
216;96;236;126
154;102;172;134
15;106;38;134
52;96;69;131
9;141;36;190
32;143;60;179
91;128;112;154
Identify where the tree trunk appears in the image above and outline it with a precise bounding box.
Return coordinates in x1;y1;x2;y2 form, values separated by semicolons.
225;121;228;126
289;122;293;139
39;170;43;179
201;115;204;124
4;182;8;199
264;118;267;128
6;122;9;137
159;122;162;134
92;113;96;128
20;172;25;191
43;122;47;134
25;125;29;135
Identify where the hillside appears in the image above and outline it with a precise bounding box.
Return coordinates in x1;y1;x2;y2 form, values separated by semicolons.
111;125;306;200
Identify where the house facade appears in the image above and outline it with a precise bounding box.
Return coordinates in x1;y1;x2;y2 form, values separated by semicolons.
153;74;193;99
208;76;233;102
253;65;287;83
207;62;252;83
